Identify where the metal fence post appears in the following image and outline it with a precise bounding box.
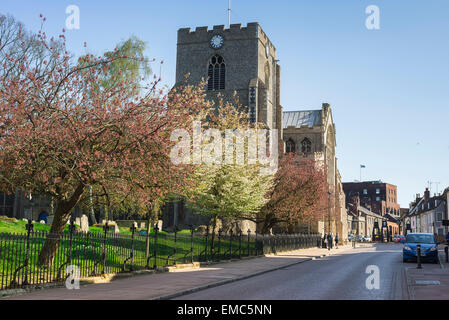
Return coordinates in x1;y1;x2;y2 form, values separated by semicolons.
153;225;159;269
247;229;251;257
229;230;233;260
218;229;222;261
417;244;422;269
173;226;178;266
204;226;209;263
102;222;109;275
130;224;136;271
190;225;194;264
238;232;242;259
254;231;258;256
18;219;34;286
145;228;151;269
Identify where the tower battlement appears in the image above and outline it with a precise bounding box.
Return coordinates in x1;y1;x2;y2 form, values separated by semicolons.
178;22;258;36
177;22;275;50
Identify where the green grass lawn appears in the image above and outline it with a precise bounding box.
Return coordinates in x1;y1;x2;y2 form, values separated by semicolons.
0;218;134;235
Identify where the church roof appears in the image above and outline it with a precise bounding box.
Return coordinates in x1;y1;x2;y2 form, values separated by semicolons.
282;110;322;129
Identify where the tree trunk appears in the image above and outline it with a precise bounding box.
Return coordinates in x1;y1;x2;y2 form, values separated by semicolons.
89;186;97;225
38;184;84;266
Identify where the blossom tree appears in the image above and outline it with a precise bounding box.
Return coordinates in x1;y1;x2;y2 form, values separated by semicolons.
0;15;204;266
259;152;329;234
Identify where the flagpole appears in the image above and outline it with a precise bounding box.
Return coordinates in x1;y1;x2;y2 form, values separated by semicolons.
228;0;231;28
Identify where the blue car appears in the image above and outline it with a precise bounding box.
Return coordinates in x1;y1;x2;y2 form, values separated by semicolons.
402;233;440;264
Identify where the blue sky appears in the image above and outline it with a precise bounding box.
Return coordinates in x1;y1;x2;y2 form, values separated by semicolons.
2;0;449;207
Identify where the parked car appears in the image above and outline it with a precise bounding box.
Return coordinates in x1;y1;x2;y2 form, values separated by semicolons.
395;235;406;243
403;233;439;263
348;234;355;241
363;235;371;242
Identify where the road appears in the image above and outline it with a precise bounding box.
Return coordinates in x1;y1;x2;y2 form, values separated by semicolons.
175;243;409;300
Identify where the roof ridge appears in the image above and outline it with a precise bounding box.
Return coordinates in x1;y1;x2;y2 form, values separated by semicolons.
283;110;320;113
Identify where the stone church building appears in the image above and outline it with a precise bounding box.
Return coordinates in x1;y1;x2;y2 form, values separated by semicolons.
166;22;347;238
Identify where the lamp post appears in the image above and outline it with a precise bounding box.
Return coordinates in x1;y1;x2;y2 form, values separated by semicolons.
328;191;332;234
327;191;332;251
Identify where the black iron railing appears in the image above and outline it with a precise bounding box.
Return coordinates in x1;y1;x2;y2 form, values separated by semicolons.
0;221;320;290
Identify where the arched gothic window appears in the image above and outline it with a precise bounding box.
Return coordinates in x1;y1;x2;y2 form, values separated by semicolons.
207;54;225;91
301;138;312;153
286;139;295;153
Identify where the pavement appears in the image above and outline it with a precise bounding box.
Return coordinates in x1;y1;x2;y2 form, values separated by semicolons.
3;244;355;300
404;246;449;300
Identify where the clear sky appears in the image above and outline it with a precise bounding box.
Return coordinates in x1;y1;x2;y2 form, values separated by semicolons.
2;0;448;207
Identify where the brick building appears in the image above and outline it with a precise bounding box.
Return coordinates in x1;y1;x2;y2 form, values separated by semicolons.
343;180;401;236
342;181;401;217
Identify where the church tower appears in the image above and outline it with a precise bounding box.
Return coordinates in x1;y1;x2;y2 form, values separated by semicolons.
176;23;282;131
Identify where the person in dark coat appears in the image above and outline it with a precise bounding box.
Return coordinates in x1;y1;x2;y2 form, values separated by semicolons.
335;233;339;249
446;232;449;245
327;233;333;250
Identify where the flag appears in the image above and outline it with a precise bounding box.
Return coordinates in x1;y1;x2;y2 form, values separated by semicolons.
360;165;366;168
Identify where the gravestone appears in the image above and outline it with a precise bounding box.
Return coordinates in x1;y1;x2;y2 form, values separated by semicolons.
113;223;120;234
39;220;46;224
80;214;89;233
140;222;145;230
75;217;81;226
157;220;163;231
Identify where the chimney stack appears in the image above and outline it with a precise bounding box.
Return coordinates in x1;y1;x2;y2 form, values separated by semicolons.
424;188;430;201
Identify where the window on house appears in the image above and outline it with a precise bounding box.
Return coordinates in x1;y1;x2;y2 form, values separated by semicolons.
376;196;381;202
301;138;312;153
286;139;295;153
363;189;368;195
207;54;226;91
376;189;380;194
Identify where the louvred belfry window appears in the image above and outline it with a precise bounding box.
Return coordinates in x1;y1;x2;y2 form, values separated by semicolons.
207;54;225;91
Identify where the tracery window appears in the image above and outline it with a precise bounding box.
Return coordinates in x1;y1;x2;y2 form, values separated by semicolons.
301;138;312;153
286;139;295;153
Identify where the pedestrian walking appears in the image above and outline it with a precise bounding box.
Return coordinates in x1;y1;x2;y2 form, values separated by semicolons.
335;233;339;249
324;233;328;249
327;233;333;250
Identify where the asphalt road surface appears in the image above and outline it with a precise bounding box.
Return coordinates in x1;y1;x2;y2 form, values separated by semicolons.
175;243;409;300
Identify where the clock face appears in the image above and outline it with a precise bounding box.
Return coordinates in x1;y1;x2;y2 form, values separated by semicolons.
210;35;224;49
